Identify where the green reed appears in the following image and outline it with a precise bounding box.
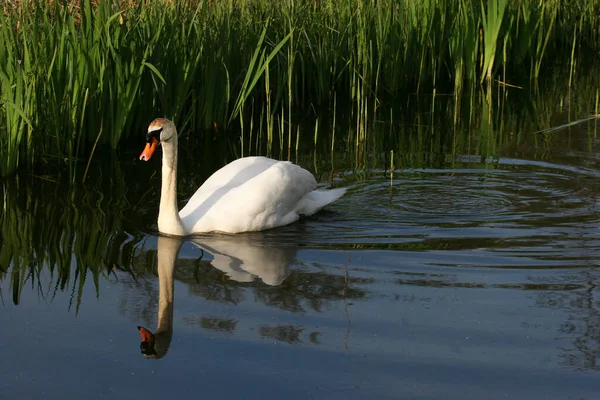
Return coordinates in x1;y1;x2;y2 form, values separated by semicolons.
1;0;600;177
1;64;599;311
315;63;600;181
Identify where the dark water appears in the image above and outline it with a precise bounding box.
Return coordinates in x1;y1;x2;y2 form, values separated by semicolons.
2;91;600;399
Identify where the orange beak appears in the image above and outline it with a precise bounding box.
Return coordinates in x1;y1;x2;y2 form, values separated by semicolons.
140;138;158;161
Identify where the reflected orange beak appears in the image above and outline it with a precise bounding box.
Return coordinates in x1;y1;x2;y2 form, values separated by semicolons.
137;326;156;356
140;138;158;161
138;326;153;341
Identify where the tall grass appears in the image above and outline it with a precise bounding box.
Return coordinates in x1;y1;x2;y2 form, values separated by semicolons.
1;0;599;176
1;64;599;310
309;63;600;180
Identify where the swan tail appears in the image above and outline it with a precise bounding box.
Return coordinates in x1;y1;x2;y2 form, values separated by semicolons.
296;187;347;216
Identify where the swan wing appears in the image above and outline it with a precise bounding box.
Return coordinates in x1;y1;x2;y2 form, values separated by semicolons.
180;158;317;233
180;156;279;214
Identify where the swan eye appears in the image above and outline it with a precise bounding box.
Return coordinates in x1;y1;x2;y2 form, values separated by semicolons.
146;127;163;143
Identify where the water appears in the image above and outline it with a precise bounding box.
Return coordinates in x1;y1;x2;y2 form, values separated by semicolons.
2;95;600;399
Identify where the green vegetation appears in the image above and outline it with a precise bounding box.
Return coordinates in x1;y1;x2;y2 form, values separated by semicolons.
1;62;599;309
0;0;599;177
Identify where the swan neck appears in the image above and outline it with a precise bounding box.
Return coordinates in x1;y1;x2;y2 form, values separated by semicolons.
159;141;186;236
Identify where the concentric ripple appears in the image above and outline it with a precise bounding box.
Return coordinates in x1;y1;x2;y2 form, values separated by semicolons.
278;156;600;269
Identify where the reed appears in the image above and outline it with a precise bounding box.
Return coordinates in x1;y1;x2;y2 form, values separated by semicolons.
1;0;600;177
1;65;599;311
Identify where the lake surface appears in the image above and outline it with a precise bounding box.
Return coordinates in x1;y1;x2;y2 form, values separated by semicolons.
2;89;600;399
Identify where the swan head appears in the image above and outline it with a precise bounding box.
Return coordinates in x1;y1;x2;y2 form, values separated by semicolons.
139;118;177;161
137;325;171;359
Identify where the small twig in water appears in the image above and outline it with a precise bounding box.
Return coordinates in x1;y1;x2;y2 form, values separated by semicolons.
534;115;600;135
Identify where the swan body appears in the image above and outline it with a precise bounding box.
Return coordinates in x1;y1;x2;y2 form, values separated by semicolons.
139;118;346;236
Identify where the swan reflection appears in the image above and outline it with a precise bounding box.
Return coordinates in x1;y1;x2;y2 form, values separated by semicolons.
137;234;298;358
193;235;296;286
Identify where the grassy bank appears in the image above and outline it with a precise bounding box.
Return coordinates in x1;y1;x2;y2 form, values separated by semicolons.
1;0;599;177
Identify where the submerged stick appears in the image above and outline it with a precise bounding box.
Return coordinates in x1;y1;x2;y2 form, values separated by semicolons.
533;115;600;135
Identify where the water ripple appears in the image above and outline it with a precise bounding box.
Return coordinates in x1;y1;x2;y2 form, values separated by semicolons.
285;156;600;269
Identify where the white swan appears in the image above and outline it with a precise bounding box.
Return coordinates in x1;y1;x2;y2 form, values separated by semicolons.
139;118;346;236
